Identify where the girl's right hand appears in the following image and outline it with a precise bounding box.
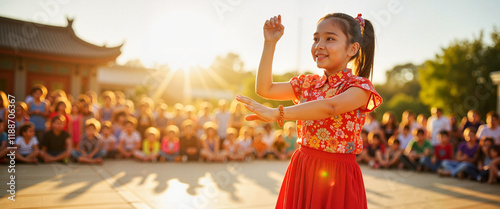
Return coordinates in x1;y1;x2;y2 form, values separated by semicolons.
263;15;284;43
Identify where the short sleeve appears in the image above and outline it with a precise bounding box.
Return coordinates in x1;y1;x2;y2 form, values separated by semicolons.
345;77;382;111
15;136;22;146
289;74;306;104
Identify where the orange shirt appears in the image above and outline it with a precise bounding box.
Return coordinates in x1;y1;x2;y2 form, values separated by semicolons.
290;68;382;154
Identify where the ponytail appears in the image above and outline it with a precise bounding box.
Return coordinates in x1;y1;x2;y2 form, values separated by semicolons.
354;19;375;79
318;13;376;79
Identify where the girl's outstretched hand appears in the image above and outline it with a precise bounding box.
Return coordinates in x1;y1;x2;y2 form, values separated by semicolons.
236;95;280;122
263;15;284;43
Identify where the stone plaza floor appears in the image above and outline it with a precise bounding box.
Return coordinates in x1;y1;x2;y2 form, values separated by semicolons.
1;159;499;209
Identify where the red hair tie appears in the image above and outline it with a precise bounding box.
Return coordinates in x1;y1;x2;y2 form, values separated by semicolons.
355;13;365;34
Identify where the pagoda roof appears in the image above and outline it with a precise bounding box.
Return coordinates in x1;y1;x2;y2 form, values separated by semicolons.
0;16;122;64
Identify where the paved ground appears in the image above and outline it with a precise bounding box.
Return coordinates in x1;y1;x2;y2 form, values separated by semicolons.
1;159;499;209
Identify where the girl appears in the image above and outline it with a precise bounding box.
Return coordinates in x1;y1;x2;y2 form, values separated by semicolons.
272;130;288;160
159;125;180;162
236;13;381;208
200;122;226;162
381;137;403;169
14;101;30;128
380;111;399;143
135;127;161;162
252;128;268;159
15;122;39;163
70;103;83;149
357;132;385;168
101;121;118;158
99;91;115;122
136;98;156;138
238;126;254;160
49;98;71;132
27;85;50;142
197;102;213;138
223;128;243;161
228;100;245;133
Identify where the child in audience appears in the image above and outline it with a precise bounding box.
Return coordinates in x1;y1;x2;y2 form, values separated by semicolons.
112;110;128;139
179;120;200;162
81;102;95;130
262;123;275;150
15;122;39;163
14;101;29;128
357;132;385;168
397;125;413;150
71;119;104;164
223;128;243;161
49;98;71;132
423;131;453;172
477;111;500;145
135;127;161;162
465;137;494;182
283;121;298;158
70;103;83;149
238;126;254;161
155;103;170;132
253;128;269;159
101;121;118;158
200;122;226;162
27;85;50;142
381;137;403;169
40;115;72;163
487;145;500;184
99;91;115;122
439;127;479;177
136;98;156;138
116;117;141;159
400;128;432;171
159;125;180;162
272;130;288;160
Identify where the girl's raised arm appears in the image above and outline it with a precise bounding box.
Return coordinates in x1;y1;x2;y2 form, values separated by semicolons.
256;15;296;101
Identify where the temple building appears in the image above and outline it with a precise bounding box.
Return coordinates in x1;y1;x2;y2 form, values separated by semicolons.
0;16;122;99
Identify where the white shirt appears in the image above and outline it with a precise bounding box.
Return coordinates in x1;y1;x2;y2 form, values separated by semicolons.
262;131;275;147
15;136;38;155
477;124;500;145
119;131;141;150
427;116;451;145
397;133;413;149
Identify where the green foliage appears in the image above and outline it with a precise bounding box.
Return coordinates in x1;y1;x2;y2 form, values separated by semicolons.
418;30;498;118
374;62;428;122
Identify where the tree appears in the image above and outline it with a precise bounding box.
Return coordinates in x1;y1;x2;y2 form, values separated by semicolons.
418;30;498;118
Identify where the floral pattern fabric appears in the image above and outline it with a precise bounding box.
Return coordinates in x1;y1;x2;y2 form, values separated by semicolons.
289;68;382;154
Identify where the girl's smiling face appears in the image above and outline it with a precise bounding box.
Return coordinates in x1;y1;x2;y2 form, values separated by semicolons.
311;18;358;74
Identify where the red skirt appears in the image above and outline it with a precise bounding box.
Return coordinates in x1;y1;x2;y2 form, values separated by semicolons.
276;145;367;209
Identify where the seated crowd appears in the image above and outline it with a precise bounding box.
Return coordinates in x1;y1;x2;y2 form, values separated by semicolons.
357;108;500;184
0;86;499;184
0;86;299;166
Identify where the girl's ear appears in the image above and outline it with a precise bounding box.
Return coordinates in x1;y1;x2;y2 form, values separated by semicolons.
348;42;360;57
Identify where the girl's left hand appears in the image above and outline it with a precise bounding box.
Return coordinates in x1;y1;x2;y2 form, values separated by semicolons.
236;95;279;122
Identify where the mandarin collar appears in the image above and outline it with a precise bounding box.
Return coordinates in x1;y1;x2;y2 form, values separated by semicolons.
315;68;353;88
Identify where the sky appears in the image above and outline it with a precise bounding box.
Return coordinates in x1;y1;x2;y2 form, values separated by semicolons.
1;0;499;84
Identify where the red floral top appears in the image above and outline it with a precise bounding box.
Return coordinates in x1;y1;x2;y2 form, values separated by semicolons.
289;68;382;154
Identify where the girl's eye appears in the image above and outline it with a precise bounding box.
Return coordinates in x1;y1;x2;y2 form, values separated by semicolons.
313;38;319;42
327;37;334;41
